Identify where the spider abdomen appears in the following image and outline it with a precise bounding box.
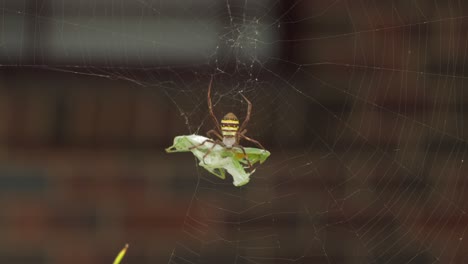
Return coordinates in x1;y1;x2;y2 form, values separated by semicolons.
221;112;239;137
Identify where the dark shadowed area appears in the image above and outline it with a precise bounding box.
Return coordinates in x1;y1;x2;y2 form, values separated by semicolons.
0;0;467;263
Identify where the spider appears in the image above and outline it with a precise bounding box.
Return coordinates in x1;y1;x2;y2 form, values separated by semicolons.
190;76;265;171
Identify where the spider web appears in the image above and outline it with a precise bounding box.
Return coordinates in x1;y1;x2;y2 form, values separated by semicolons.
2;0;468;263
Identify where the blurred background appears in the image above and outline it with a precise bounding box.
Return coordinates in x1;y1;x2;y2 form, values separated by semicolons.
1;0;468;263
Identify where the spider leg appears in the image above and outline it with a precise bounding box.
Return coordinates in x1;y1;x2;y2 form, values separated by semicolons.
189;139;223;165
207;75;222;134
207;129;223;141
202;140;221;164
240;129;265;149
233;144;253;172
188;139;215;150
238;93;252;133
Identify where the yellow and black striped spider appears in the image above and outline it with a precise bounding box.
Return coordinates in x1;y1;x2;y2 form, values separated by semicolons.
190;76;265;171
